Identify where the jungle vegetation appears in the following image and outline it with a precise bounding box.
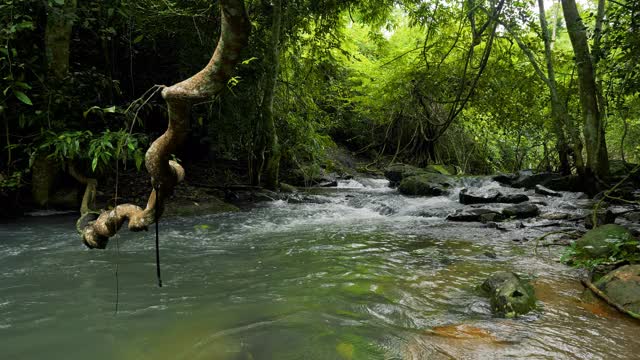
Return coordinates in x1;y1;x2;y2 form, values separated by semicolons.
1;0;639;216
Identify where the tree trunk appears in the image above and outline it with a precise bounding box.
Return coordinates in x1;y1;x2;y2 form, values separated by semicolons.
81;0;250;249
538;0;570;174
561;0;609;179
255;0;282;190
45;0;77;79
33;0;78;207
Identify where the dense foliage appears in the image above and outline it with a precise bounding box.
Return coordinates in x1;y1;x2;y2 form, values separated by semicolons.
1;0;639;206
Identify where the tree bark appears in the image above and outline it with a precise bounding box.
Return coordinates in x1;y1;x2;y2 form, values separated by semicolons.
33;0;78;207
538;0;570;174
255;0;282;190
45;0;77;79
561;0;609;179
81;0;250;249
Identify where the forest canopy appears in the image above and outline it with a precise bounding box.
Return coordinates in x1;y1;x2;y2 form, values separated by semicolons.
1;0;639;210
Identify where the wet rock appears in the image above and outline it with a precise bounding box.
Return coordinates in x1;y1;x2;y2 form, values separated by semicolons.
511;170;561;189
484;251;497;259
317;180;338;187
447;209;504;222
481;272;536;317
459;188;499;204
502;203;540;219
384;164;426;187
493;173;518;185
495;194;529;204
535;185;562;197
545;175;583;192
425;164;456;175
459;189;528;205
398;173;455;196
574;224;638;260
279;183;297;193
584;209;617;229
593;264;640;314
623;212;640;223
540;212;570;220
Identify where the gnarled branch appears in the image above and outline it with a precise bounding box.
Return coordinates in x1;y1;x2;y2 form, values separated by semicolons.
81;0;250;249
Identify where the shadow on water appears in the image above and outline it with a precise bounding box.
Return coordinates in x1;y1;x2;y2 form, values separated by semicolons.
1;178;640;359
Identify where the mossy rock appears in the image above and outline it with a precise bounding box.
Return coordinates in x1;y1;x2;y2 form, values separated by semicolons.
575;224;638;260
481;271;536;317
384;164;428;186
594;265;640;314
425;164;456;175
279;183;297;193
398;173;455;196
501;203;540;219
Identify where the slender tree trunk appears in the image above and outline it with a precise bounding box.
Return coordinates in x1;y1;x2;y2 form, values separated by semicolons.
45;0;77;79
538;0;570;174
33;0;78;207
81;0;250;249
561;0;609;179
256;0;282;190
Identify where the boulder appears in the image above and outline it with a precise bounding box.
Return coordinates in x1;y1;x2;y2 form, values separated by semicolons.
398;173;455;196
458;189;529;205
447;209;504;222
584;209;617;229
502;203;540;219
481;272;536;317
384;164;427;187
511;170;561;189
279;183;297;193
593;265;640;314
574;224;638;260
459;188;499;204
545;175;583;192
495;194;529;204
493;173;518;186
535;185;562;197
425;164;456;175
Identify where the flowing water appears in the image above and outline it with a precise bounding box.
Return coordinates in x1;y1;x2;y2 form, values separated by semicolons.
1;179;639;359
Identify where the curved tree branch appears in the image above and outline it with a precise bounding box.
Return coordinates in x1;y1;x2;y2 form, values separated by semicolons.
81;0;250;249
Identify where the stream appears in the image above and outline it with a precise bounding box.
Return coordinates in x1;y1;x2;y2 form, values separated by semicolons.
1;178;639;359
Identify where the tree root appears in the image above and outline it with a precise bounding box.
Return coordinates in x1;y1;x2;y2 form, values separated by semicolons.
80;0;250;249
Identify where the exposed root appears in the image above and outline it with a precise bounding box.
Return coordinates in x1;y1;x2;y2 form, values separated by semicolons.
79;0;250;249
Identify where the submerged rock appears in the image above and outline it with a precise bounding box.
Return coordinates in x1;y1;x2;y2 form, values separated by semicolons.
593;265;640;314
502;203;540;219
398;173;455;196
574;224;638;260
535;185;562;197
481;271;536;316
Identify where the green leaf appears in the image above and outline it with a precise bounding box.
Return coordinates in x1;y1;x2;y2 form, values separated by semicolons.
91;157;98;172
53;0;65;5
13;90;32;105
103;106;116;113
133;35;144;44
